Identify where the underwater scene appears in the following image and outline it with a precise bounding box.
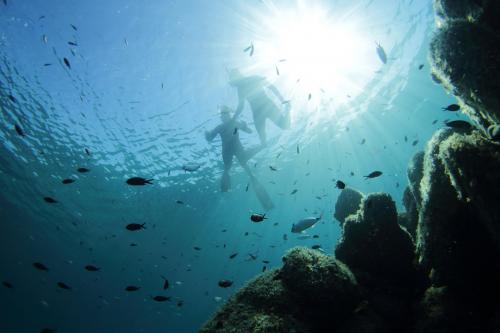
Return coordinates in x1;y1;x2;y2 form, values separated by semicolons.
2;0;500;332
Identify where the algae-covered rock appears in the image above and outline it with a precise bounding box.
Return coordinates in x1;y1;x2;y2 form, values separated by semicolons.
334;187;364;226
281;247;360;314
402;151;425;238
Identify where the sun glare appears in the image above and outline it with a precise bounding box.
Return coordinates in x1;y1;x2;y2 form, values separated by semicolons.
247;3;377;105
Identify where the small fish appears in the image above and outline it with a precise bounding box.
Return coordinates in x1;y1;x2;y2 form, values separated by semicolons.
126;223;146;231
57;282;71;290
245;183;249;192
375;42;387;64
418;64;424;70
262;266;267;272
442;104;460;112
125;285;140;292
243;43;253;53
297;145;300;154
360;138;366;145
124;38;128;46
193;246;202;251
218;279;233;288
177;300;184;307
33;262;49;271
77;167;90;173
290;189;298;195
43;63;52;66
42;35;48;44
312;234;319;238
229;253;238;259
2;281;13;289
85;148;90;155
38;15;45;20
43;197;57;204
153;295;171;302
311;245;322;250
68;41;78;46
445;120;472;130
336;180;346;189
432;119;438;125
275;66;280;76
130;243;137;247
14;124;24;136
233;127;238;135
412;140;419;146
8;94;17;103
250;213;266;223
283;234;288;241
70;24;78;31
126;177;153;185
62;179;75;184
308;93;312;101
291;215;322;233
269;166;277;171
85;265;100;271
175;200;184;205
364;171;383;179
404;135;408;142
161;275;169;290
63;57;71;69
182;163;201;172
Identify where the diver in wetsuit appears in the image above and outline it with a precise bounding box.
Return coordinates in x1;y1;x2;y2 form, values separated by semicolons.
205;105;261;192
228;69;291;146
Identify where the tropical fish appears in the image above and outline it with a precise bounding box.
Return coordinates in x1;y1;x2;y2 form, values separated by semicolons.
291;215;322;233
33;262;49;271
126;177;153;185
77;167;90;173
364;171;383;179
43;197;58;203
445;120;472;130
62;179;75;184
63;57;71;69
153;295;171;302
84;265;100;271
126;223;146;231
336;180;346;189
375;42;387;64
442;104;460;112
14;124;24;136
418;64;424;70
218;279;233;288
250;213;266;222
125;286;140;291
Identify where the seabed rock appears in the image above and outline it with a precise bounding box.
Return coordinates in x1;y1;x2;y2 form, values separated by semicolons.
334;187;364;227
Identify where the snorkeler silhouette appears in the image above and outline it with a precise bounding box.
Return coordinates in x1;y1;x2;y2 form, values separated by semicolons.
205;105;274;210
228;68;291;146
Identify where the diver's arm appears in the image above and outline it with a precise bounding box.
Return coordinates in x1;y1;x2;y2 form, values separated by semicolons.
205;125;220;142
233;91;245;120
237;121;252;134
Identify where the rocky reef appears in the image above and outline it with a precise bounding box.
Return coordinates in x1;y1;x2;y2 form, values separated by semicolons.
200;1;500;332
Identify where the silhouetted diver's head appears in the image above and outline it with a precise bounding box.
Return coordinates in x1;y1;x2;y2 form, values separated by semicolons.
227;68;243;86
219;105;233;122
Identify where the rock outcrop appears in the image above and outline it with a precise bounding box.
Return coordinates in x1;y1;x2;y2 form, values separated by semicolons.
334;187;364;226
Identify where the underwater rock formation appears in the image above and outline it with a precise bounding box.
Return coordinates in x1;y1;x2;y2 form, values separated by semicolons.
333;187;364;226
430;0;500;133
401;151;425;237
200;248;361;333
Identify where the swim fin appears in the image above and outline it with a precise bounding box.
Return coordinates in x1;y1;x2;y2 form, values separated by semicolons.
250;176;274;211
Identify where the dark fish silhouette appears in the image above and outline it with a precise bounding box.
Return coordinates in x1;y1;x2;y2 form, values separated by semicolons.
311;245;322;249
126;223;146;231
175;200;184;205
43;197;58;203
77;167;90;173
218;279;233;288
290;189;298;195
63;57;71;69
62;179;75;184
3;281;13;288
250;213;266;222
442;104;460;112
245;183;249;192
364;171;383;179
276;66;280;76
41;329;56;333
297;145;300;154
412;140;419;146
43;63;52;66
126;177;153;185
269;166;277;171
85;265;100;271
153;295;170;302
375;42;387;64
308;93;312;101
177;300;184;307
33;262;49;271
233;127;238;135
161;276;169;290
360;138;366;145
445;120;472;130
57;282;71;290
70;24;78;31
125;285;140;291
262;266;267;272
68;41;78;46
85;148;90;155
14;124;25;136
193;246;202;251
243;43;254;56
336;180;346;189
8;94;16;103
418;64;424;70
229;253;238;259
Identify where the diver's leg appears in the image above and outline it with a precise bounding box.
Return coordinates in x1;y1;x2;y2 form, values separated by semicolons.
267;103;290;129
252;112;267;146
221;149;233;192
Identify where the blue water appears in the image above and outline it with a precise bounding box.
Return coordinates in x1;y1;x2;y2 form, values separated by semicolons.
0;0;466;332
